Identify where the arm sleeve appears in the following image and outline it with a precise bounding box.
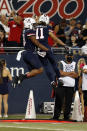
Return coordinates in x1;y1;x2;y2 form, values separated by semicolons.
27;30;36;37
48;25;53;33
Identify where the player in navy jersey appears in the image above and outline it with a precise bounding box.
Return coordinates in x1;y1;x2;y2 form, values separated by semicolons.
13;18;49;88
35;14;67;88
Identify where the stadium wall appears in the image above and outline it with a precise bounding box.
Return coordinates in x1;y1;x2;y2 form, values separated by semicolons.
0;52;80;114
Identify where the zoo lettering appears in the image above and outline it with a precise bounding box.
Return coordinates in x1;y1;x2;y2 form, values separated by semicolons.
0;0;84;19
17;0;84;19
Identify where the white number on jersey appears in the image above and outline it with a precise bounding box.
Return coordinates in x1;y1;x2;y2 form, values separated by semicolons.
36;28;44;39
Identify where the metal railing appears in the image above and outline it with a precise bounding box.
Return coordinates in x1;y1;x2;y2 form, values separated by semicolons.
52;47;81;55
0;47;82;55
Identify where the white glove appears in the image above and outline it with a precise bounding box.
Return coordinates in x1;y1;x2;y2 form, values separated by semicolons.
16;50;25;61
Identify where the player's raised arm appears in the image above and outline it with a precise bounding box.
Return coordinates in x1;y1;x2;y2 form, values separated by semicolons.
49;31;66;47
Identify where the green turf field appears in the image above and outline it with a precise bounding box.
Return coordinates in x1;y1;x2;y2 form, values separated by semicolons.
0;114;87;131
0;121;87;131
0;114;53;120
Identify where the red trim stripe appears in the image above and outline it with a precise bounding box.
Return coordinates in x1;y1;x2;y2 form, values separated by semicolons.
0;119;75;123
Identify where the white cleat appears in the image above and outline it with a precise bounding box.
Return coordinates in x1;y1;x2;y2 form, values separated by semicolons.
3;115;8;118
0;115;2;118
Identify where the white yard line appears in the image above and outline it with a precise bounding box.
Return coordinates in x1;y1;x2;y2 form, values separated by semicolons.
0;124;85;131
0;125;65;131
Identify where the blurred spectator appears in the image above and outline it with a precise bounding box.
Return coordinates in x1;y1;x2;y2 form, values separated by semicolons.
8;12;24;46
81;41;87;56
0;30;7;53
0;18;5;32
77;58;86;76
54;19;66;46
82;21;87;46
72;20;83;47
64;18;76;46
76;20;82;30
81;40;87;63
48;21;57;47
5;11;24;48
71;34;78;48
0;15;10;39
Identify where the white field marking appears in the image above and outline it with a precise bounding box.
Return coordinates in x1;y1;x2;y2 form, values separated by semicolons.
0;125;84;131
13;122;62;125
0;125;65;131
13;122;25;124
13;123;85;131
52;123;62;124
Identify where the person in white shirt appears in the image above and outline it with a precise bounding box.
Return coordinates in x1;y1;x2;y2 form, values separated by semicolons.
52;51;78;120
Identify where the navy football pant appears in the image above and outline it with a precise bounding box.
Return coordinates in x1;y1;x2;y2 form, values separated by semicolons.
39;56;55;82
23;50;42;71
46;50;60;78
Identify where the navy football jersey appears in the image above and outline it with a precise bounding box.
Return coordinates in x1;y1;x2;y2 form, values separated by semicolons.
35;25;53;48
23;28;36;51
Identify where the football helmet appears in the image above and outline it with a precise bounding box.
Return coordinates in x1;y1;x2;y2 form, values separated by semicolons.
24;17;36;29
39;14;49;25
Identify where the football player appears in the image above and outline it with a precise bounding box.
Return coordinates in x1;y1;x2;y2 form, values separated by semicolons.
13;17;49;88
35;14;67;88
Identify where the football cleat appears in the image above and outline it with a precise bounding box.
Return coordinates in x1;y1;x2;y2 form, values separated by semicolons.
17;74;26;84
12;74;27;88
12;76;19;88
